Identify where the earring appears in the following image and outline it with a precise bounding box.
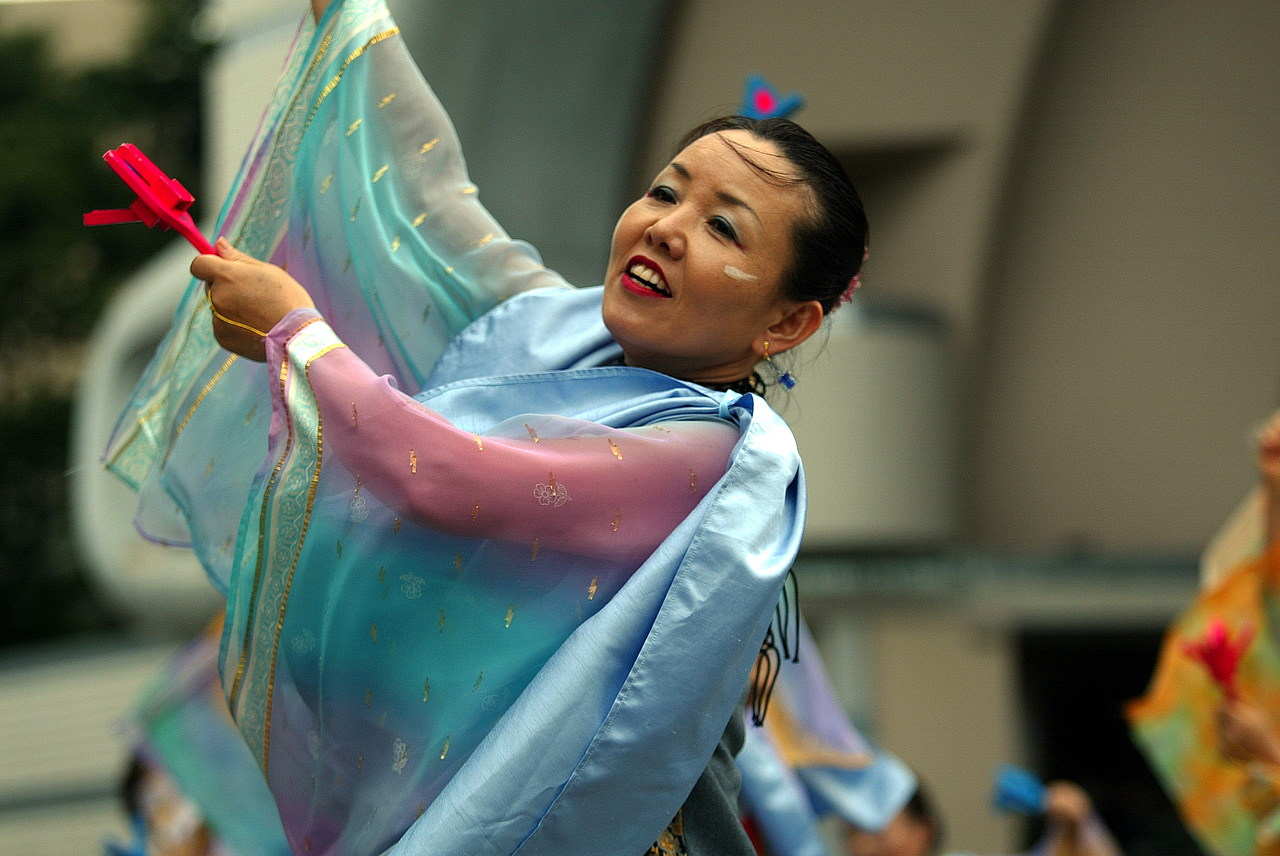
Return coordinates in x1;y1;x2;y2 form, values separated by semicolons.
762;341;796;390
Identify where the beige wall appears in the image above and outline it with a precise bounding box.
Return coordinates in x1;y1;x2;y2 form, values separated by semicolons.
0;0;142;67
651;1;1280;553
642;0;1054;360
969;1;1280;550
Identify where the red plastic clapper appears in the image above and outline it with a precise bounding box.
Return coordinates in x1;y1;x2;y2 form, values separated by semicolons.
83;143;215;255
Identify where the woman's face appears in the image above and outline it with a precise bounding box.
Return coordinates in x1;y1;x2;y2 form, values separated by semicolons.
601;130;816;386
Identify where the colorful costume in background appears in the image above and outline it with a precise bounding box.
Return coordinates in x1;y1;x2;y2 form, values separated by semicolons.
1128;541;1280;856
105;1;805;853
124;622;292;856
737;620;915;856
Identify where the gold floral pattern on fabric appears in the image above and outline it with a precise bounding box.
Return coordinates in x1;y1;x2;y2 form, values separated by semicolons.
473;433;484;451
320;173;333;194
472;671;484;693
349;198;361;221
646;811;687;856
243;403;258;426
531;538;540;561
608;439;623;460
419;137;439;154
377;92;396;108
422;677;430;702
588;576;598;600
372;164;388;182
400;572;424;598
524;423;540;442
504;604;515;628
612;508;621;532
689;468;697;493
392;738;408;773
440;736;450;760
391;235;401;252
393;516;402;533
470;499;481;522
346;119;363;137
534;473;570;507
409;449;417;473
412;212;427;227
205;456;217;477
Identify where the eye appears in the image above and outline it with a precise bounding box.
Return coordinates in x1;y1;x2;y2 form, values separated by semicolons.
709;216;738;242
646;185;676;204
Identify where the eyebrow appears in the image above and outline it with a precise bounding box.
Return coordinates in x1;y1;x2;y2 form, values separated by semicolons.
669;161;762;226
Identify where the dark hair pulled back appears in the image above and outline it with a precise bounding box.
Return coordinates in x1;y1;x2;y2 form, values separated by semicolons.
674;116;868;316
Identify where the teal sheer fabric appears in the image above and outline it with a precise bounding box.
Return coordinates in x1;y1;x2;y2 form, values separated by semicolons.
107;1;808;854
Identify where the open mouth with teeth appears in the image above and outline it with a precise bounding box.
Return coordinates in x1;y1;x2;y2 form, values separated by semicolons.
622;257;672;298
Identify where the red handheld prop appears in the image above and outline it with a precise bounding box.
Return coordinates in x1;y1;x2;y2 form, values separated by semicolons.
1183;618;1253;700
84;144;215;255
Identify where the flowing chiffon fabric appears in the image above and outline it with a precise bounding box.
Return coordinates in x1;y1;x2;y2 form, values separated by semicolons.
738;621;915;856
104;1;807;854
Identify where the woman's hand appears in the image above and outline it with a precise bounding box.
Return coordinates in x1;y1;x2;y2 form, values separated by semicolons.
191;237;315;362
1215;698;1280;766
1258;410;1280;494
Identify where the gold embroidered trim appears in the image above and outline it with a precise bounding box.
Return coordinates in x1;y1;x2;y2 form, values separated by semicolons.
261;339;345;774
165;353;238;464
305;27;400;131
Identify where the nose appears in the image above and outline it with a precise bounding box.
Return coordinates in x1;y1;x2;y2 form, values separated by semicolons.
644;209;686;260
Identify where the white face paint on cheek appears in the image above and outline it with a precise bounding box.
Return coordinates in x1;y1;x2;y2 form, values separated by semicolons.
723;265;758;281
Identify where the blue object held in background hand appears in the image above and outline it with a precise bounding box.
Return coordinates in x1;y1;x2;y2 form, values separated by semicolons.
992;764;1046;815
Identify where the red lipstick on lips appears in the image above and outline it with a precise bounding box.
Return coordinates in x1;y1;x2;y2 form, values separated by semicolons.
621;254;672;299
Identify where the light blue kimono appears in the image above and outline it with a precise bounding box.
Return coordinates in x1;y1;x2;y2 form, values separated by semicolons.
105;1;806;853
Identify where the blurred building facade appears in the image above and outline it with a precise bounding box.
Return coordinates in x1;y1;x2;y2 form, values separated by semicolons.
2;0;1277;854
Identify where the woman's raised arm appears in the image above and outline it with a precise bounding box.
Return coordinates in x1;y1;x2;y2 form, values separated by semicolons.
266;309;737;562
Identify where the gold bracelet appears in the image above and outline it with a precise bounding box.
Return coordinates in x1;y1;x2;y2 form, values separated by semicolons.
210;302;269;338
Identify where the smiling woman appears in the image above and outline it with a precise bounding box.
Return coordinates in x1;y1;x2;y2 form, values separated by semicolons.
107;0;867;853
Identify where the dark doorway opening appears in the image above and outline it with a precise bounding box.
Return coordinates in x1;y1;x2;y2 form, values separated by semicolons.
1017;627;1206;856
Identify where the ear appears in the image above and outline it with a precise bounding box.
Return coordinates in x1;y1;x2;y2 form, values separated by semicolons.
754;299;824;357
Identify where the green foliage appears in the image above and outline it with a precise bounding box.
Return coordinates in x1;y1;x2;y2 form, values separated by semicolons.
0;0;209;344
0;0;211;645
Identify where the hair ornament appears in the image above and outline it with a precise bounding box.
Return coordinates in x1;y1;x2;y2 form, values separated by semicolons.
740;73;804;120
838;247;870;306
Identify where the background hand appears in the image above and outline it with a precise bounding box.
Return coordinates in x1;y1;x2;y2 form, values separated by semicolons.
1215;698;1280;765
